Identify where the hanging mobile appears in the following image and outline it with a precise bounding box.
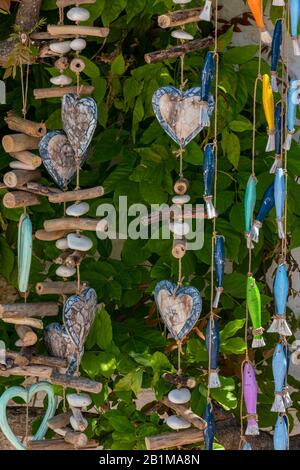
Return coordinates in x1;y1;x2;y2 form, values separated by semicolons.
262;74;275;152
270;19;282;92
250;182;275;244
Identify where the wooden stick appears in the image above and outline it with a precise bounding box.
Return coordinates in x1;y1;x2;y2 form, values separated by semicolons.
162;398;207;431
15;325;37;347
6;351;68;369
31;32;75;40
48;412;72;431
5;112;46;138
48;186;104;203
162;373;197;389
145;37;213;64
35;229;70;241
48;25;109;38
56;0;96;7
1;317;43;329
26;182;61;196
36;281;86;296
28;439;98;450
44;217;108;233
158;8;203;28
3;191;41;209
34;85;94;100
2;134;40;153
9;151;42;168
0;365;53;379
0;302;59;318
64;430;88;448
145;428;203;450
50;372;102;394
3;169;41;188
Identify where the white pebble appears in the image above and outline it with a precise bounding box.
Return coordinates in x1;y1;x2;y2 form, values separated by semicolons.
166;415;191;430
172;195;191;204
67;393;92;408
66;202;89;217
67;7;90;22
70;38;87;52
50;74;72;86
70;415;88;432
56;266;76;278
168;388;191;405
170;222;190;237
171;30;194;41
173;0;192;3
49;41;72;54
9;161;35;170
55;238;69;250
67;233;93;252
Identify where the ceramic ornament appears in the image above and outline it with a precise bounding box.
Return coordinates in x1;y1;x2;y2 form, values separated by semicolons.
70;38;87;52
246;276;265;348
56;238;69;250
203;144;217;219
49;41;72;54
67;233;93;252
166;415;191;430
284;79;300;150
205;318;221;388
203;402;215;450
243;362;259;436
67;7;90;22
274;415;289;450
244;175;257;249
199;51;215;128
270;102;284;174
290;0;300;55
272;0;285;5
262;75;275;152
242;441;252;450
66;202;90;217
270;20;282;92
50;75;72;86
250;182;275;244
268;264;292;336
199;0;212;22
168;388;191;404
18;213;32;294
274;167;286;239
213;235;225;309
270;342;290;412
56;266;76;278
171;30;194;40
247;0;272;44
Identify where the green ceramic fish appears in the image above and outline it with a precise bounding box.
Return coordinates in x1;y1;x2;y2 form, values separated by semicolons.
18;214;32;293
246;276;265;348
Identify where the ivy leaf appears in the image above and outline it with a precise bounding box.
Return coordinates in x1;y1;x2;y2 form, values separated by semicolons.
115;369;144;396
102;0;127;25
220;337;246;355
223;45;258;65
217;25;234;52
111;54;126;76
220;319;245;341
222;273;247;299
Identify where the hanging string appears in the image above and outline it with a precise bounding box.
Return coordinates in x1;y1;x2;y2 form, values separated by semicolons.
20;62;30;119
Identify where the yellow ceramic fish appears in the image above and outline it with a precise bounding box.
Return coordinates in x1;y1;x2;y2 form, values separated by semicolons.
262;74;275;152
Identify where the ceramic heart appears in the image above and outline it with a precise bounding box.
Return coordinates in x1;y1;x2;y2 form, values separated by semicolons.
39;131;87;189
152;86;214;147
44;322;81;376
0;382;56;450
62;93;97;157
155;280;202;340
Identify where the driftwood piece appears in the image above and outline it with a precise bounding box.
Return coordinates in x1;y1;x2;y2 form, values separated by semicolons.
145;37;213;64
48;412;72;431
0;302;59;318
35;229;70;241
5;112;46;138
2;134;40;153
64;430;88;448
9;151;42;168
3;191;41;209
145;428;203;450
48;186;104;203
56;0;96;7
50;372;102;394
36;281;86;296
1;317;43;329
28;439;98;450
44;217;108;233
158;8;203;28
26;182;61;196
162;373;196;389
15;325;37;347
48;25;109;38
3;169;41;188
6;351;68;369
0;365;53;379
162;398;207;431
33;86;94;100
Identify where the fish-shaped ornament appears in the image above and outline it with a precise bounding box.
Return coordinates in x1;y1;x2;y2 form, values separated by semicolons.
203;402;215;450
205;317;220;388
284;80;300;150
247;0;272;44
274;415;289;450
199;0;212;21
274;167;286;239
203;144;217;219
244;175;257;249
199;52;215;128
242;441;252;450
18;214;32;294
263;75;275;151
271;342;290;412
213;235;225;308
268;263;292;336
270;102;284;174
290;0;300;56
270;20;282;92
246;276;265;348
243;362;259;435
251;182;275;243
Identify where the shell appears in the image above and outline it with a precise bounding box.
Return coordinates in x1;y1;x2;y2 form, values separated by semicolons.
56;266;76;278
171;30;194;40
9;161;35;170
55;238;69;250
50;74;72;86
49;41;72;54
66;202;90;217
170;222;190;236
172;195;191;204
70;38;87;52
67;393;92;408
70;415;88;432
166;415;191;430
67;7;90;22
168;388;191;404
67;233;93;252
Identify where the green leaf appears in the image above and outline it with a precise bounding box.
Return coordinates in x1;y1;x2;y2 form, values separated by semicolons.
217;25;234;52
0;236;15;280
220;337;246;355
126;0;146;23
220;319;245;341
106;412;135;433
45;108;62;129
79;56;100;78
86;307;113;350
115;369;144;396
102;0;127;25
81;351;116;379
222;273;247;299
184;142;203;165
223;45;258;65
229;118;252;133
222;128;240;169
111;54;126;75
211;376;237;410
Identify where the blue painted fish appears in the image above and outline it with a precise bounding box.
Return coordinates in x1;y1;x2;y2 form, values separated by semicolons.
270;102;284;174
274;168;286;240
274;415;289;450
18;213;32;294
271;342;289;412
270;20;282;92
284;80;300;150
199;52;215;128
251;182;275;243
213;235;225;308
290;0;300;56
203;144;217;219
244;175;257;249
203;402;215;450
205;317;220;388
268;263;292;336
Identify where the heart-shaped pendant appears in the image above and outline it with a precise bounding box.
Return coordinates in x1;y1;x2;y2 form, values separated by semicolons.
62;93;97;157
155;280;202;340
18;213;32;294
152;86;214;147
39;131;87;189
0;382;57;450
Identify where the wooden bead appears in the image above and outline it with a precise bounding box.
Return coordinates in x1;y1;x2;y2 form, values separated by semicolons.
55;56;69;72
70;58;85;73
174;178;189;195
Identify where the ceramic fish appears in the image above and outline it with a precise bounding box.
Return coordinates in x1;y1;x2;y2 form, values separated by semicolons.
268;264;292;336
18;214;32;294
242;441;252;450
270;20;282;92
290;0;300;55
205;317;220;388
274;168;286;239
247;276;265;348
199;0;212;21
270;102;284;174
199;52;215;128
262;75;275;152
271;342;289;412
251;182;275;243
247;0;272;44
274;415;289;450
244;175;257;249
203;402;215;450
243;362;259;435
213;235;225;308
203;144;217;219
284;79;300;150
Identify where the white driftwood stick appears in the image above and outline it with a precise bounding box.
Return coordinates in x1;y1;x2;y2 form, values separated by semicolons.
2;134;40;153
48;25;109;38
35;229;70;241
3;169;41;188
1;317;43;329
44;218;108;232
9;151;42;168
3;191;41;209
15;325;38;347
36;281;86;295
56;0;96;6
28;439;98;450
145;428;204;450
48;412;72;430
0;302;59;318
0;365;53;379
158;8;204;28
6;350;68;369
50;372;102;394
48;186;104;203
5;112;46;138
34;85;94;99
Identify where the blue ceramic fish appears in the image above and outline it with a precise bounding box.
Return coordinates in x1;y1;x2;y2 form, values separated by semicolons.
244;175;257;249
251;182;275;243
205;318;220;388
284;80;299;150
290;0;300;56
268;263;292;336
270;102;284;174
242;441;252;450
274;168;286;239
203;402;215;450
271;20;282;92
18;214;32;294
199;52;215;128
271;342;289;412
213;235;225;308
274;415;289;450
203;144;217;219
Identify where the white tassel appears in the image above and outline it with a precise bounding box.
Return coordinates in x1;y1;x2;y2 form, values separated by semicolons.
204;196;217;219
271;74;278;93
283;390;292;409
272;0;285;5
250;220;262;243
209;370;221;388
261;30;272;45
245;422;260;436
199;101;210;128
266;131;275;152
292;37;300;56
269;156;282;174
199;0;212;22
252;337;266;348
267;318;292;336
271;393;286;412
246;233;254;250
277;219;285;239
213;287;223;309
283;132;293;150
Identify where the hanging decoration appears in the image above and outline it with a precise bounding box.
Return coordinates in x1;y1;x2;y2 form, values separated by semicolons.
289;0;300;55
247;0;272;43
262;74;275;152
271;19;282;92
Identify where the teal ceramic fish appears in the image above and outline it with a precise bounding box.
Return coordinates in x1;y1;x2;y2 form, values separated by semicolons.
244;175;257;248
18;214;32;293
